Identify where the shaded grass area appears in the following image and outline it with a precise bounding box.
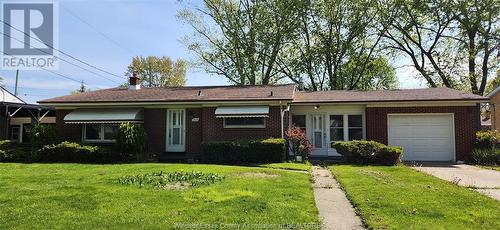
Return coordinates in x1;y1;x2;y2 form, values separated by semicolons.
259;162;311;171
330;165;500;229
0;163;318;229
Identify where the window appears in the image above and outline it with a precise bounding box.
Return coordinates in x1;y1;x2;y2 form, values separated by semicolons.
223;117;266;128
10;126;20;142
329;115;363;143
329;115;344;142
348;115;363;141
84;124;119;142
292;115;306;132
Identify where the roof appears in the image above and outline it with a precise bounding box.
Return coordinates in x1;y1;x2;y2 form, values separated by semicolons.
293;87;487;103
0;87;26;104
38;84;488;105
38;84;296;104
487;86;500;98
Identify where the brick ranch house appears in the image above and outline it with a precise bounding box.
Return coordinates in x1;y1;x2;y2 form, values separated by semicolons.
38;76;488;162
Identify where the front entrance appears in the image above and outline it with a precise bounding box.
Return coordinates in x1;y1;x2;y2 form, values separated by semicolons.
311;114;328;156
166;109;186;152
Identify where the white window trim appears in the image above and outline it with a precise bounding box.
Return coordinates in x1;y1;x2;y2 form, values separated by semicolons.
11;126;20;142
82;124;117;143
223;117;266;129
329;114;365;143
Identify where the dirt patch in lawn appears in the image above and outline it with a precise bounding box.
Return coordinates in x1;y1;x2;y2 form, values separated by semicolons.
162;182;190;190
236;172;280;178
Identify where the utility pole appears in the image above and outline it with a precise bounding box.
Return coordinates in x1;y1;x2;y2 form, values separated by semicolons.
14;69;19;96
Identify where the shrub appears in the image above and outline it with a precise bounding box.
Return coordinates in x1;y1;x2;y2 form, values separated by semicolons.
466;148;500;166
0;140;30;162
248;138;286;163
201;138;287;164
115;123;147;161
118;171;224;189
201;141;246;164
333;140;403;165
285;125;313;161
30;124;58;158
475;130;500;149
38;141;121;163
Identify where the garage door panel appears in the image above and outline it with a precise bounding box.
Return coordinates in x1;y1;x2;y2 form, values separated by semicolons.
388;115;454;162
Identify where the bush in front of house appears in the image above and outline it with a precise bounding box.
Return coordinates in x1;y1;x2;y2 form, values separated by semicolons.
466;131;500;166
201;138;287;164
0;140;31;162
285;125;313;161
475;130;500;149
38;141;121;163
466;148;500;166
201;141;246;164
248;138;287;163
333;140;403;165
115;123;147;161
30;124;58;158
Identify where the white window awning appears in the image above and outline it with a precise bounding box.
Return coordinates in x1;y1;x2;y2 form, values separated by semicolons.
64;109;144;124
215;106;269;118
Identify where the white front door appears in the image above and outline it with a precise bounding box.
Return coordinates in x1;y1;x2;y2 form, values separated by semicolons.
311;114;327;156
166;109;186;152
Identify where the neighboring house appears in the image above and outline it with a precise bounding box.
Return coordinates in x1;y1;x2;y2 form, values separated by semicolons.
487;86;500;130
38;76;487;162
0;87;55;143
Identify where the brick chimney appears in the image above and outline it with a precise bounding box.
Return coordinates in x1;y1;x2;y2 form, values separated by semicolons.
129;73;140;90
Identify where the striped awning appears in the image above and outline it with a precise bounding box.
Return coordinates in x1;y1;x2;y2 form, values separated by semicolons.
215;106;269;118
64;108;144;124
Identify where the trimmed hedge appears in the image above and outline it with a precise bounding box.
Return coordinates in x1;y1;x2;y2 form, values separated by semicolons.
38;141;122;163
333;140;403;165
201;138;286;164
0;140;31;162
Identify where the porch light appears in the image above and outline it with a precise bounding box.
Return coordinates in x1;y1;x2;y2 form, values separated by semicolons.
314;105;320;110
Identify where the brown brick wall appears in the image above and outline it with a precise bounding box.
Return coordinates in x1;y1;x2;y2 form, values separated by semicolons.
143;109;166;155
491;94;500;130
53;106;288;156
366;106;480;161
201;106;285;142
55;109;81;142
186;108;203;154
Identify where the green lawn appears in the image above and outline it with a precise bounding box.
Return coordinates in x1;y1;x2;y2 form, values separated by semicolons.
0;163;319;229
330;165;500;229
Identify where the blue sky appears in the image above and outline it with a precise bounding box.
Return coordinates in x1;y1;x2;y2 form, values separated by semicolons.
0;0;425;104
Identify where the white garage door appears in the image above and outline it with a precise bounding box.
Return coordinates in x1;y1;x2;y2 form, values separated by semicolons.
388;114;454;162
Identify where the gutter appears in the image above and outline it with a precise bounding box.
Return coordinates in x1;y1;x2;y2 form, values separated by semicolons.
279;101;290;138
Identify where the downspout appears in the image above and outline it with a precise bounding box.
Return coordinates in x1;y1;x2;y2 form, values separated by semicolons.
279;101;290;138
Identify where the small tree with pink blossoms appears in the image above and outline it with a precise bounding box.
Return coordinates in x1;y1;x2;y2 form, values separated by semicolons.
285;125;314;161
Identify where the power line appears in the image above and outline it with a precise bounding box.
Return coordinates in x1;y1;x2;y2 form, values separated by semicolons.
60;3;136;55
0;19;126;80
0;31;121;84
2;51;89;86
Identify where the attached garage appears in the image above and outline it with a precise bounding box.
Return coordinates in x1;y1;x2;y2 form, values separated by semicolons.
388;114;455;162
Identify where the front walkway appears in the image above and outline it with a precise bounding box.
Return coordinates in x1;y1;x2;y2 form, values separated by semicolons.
413;164;500;201
311;166;364;230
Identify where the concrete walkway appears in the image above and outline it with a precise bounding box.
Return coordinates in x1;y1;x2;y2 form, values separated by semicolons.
413;164;500;201
312;166;364;230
